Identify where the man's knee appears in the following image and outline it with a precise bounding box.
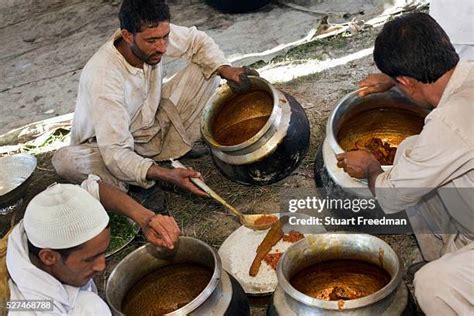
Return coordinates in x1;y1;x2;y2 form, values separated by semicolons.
52;147;71;176
415;260;441;298
414;259;455;315
52;146;86;184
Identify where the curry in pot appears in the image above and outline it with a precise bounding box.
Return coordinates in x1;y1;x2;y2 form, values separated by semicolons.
290;259;390;301
122;263;213;315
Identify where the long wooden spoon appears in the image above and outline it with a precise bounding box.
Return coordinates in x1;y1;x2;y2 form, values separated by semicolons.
170;159;277;230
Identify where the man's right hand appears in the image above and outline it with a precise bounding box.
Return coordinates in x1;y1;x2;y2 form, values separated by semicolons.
147;165;208;197
142;214;181;249
358;73;396;96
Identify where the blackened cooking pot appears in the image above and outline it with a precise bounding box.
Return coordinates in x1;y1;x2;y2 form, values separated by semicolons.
201;76;310;185
205;0;271;13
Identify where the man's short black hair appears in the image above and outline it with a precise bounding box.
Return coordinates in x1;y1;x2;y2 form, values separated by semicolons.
119;0;170;34
373;12;459;84
27;239;83;262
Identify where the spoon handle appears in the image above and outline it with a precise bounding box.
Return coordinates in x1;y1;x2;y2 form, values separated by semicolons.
170;159;243;218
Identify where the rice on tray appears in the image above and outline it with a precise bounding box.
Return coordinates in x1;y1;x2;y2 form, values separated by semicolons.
229;229;299;293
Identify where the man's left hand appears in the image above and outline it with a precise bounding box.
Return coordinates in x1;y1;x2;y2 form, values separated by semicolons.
218;65;259;94
336;150;381;179
218;65;245;83
141;214;181;249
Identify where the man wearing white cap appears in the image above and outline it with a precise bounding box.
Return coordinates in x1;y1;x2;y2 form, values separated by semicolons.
6;177;180;315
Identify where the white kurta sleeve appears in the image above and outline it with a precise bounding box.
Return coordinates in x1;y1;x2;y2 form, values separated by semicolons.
166;23;229;79
375;112;473;213
89;67;155;188
80;175;101;200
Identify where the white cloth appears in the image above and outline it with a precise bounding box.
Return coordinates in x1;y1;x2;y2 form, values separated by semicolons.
79;175;101;200
430;0;474;46
414;242;474;316
66;24;227;189
6;222;111;316
430;0;474;60
375;62;474;259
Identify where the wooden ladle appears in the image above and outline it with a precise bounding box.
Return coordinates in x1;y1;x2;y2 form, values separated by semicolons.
171;160;277;230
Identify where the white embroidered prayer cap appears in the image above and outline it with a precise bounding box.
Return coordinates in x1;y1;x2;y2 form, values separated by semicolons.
24;183;109;249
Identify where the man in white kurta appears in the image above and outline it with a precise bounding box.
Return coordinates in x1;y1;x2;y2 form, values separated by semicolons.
52;0;248;193
7;176;180;315
375;62;474;315
7;182;112;315
337;13;473;315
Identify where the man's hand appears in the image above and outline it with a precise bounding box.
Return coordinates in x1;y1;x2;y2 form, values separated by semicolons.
336;150;382;178
358;73;396;96
218;65;245;83
336;150;384;194
96;181;181;249
218;65;259;94
158;167;208;197
142;213;181;249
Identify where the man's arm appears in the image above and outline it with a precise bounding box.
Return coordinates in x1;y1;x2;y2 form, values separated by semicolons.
358;73;396;96
165;23;248;85
166;23;229;78
97;181;180;249
337;117;472;213
146;164;208;197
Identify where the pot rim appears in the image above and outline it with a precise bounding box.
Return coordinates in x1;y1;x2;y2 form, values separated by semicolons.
325;88;428;170
276;233;402;310
201;76;282;152
0;153;37;196
326;90;355;155
105;236;222;316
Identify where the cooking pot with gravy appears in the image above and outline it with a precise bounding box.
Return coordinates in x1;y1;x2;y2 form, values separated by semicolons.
270;233;413;315
201;76;310;185
318;88;428;197
106;237;249;315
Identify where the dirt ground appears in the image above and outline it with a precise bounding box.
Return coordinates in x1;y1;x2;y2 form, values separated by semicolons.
0;1;426;315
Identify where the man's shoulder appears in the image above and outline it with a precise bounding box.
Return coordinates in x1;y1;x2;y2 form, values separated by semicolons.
81;41;125;80
430;63;473;119
74;290;111;315
425;96;473;148
442;62;474;102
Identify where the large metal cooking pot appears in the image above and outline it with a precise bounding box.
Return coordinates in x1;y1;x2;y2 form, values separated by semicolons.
316;88;428;197
106;237;249;315
201;76;310;185
205;0;271;13
270;233;412;315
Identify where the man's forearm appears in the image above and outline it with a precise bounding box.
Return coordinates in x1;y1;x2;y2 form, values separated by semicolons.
367;161;384;196
146;164;170;181
98;182;154;228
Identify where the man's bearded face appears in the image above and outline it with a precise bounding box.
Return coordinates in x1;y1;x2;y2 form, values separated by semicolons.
131;21;170;66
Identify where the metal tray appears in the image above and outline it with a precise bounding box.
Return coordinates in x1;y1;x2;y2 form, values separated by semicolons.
0;154;37;215
106;213;140;257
